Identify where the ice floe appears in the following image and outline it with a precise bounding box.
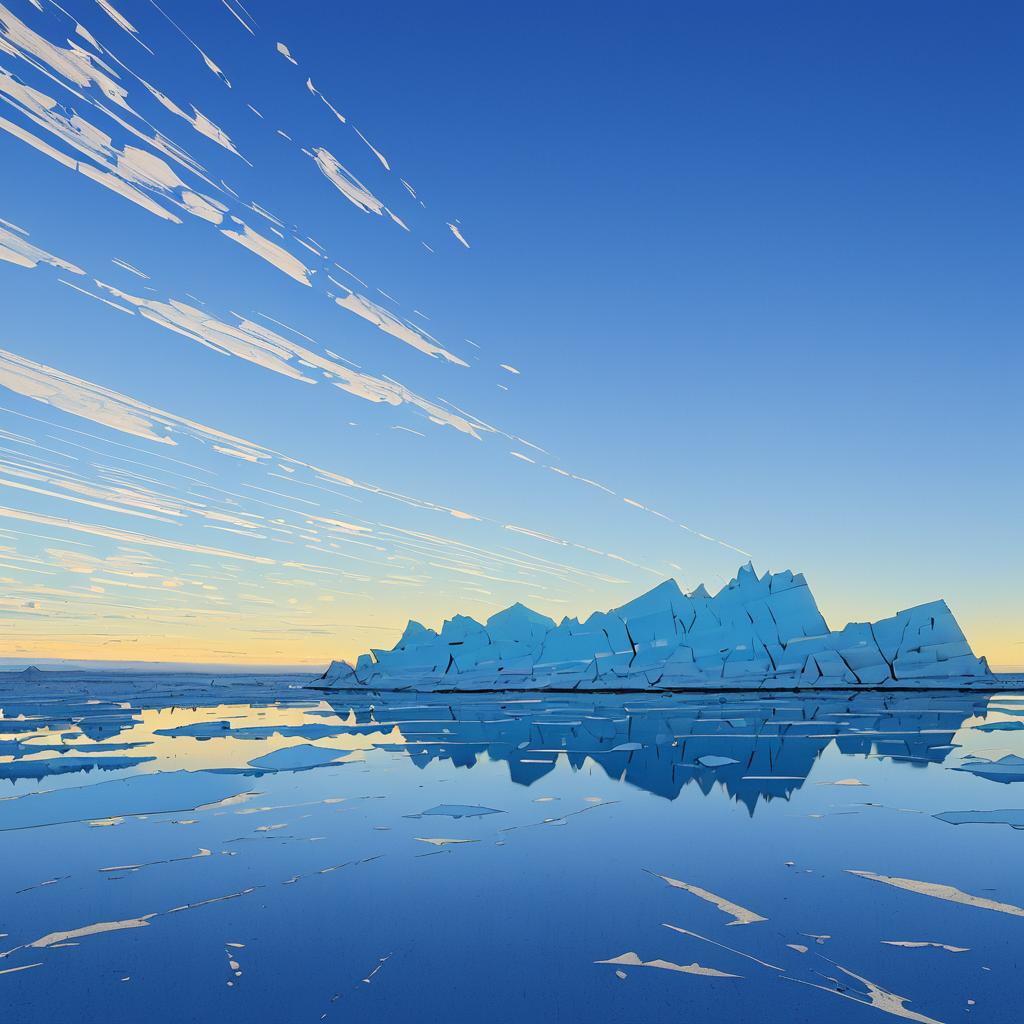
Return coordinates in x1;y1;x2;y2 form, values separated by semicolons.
596;951;740;978
647;870;767;926
847;870;1024;917
933;809;1024;829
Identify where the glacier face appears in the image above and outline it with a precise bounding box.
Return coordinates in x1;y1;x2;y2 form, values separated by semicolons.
320;563;993;691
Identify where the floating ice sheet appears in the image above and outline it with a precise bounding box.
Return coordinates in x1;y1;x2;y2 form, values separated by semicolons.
0;771;251;830
246;743;352;771
595;951;740;979
0;755;154;779
954;755;1024;783
647;870;767;926
848;870;1024;917
418;804;504;819
934;809;1024;829
881;941;970;952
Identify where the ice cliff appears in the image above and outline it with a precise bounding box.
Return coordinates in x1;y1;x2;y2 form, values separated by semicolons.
319;563;992;691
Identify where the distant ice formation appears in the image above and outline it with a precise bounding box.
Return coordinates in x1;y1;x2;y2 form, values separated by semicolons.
320;563;993;691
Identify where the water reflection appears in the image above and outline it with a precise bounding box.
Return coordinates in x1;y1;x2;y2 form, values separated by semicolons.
327;693;996;812
3;680;1024;1024
3;682;1018;813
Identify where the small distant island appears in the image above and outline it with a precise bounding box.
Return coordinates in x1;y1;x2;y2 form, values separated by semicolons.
320;563;999;693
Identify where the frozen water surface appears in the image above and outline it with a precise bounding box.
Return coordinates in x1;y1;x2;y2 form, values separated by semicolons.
2;675;1023;1023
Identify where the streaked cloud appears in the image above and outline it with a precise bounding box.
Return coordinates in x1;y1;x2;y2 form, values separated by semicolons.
0;220;84;274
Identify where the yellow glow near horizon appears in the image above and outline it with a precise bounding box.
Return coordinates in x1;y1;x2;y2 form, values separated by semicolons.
4;618;1022;673
2;566;1021;672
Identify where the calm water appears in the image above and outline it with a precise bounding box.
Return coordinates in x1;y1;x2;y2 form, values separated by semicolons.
2;680;1023;1023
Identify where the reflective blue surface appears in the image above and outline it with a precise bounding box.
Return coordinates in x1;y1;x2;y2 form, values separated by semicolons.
2;680;1023;1022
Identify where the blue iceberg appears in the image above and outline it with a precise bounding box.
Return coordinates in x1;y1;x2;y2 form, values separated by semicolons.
319;564;995;692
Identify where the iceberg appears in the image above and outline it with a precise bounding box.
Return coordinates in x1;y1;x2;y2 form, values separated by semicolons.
318;563;996;692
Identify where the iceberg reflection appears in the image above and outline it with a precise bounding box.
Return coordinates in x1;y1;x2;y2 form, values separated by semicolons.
323;692;995;811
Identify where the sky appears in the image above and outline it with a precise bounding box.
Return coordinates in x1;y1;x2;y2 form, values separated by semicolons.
0;0;1021;669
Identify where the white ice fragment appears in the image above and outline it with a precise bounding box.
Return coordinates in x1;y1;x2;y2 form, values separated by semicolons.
783;960;945;1024
29;915;156;949
648;870;767;926
881;941;969;952
848;871;1024;917
595;951;739;979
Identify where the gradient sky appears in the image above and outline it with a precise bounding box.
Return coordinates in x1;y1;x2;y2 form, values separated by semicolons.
0;0;1021;669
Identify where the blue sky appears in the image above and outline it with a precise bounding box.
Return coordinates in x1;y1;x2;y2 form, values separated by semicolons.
0;0;1020;667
